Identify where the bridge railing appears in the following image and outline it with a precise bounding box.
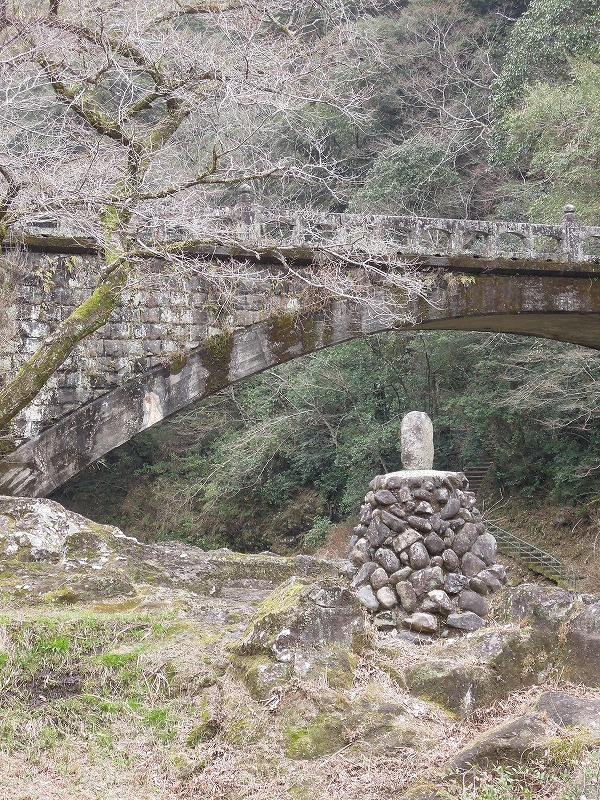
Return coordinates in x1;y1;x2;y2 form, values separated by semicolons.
136;205;600;264
15;203;600;265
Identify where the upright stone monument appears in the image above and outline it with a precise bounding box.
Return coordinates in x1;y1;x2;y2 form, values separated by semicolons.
348;411;507;635
401;411;434;469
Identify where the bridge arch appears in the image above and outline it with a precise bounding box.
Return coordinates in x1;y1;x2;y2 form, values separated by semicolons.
1;269;599;497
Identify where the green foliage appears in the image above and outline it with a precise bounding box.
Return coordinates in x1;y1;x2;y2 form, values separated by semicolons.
350;137;462;216
491;0;600;221
492;0;600;112
494;60;600;222
302;516;334;550
56;331;600;551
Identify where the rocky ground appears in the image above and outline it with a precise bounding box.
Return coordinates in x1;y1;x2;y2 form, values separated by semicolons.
0;496;598;800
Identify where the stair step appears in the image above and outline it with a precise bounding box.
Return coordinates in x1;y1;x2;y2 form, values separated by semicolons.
487;521;578;590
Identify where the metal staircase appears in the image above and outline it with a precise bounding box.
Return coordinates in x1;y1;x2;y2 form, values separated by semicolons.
486;520;580;590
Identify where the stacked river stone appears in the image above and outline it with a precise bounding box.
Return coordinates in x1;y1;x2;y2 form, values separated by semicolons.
349;470;507;634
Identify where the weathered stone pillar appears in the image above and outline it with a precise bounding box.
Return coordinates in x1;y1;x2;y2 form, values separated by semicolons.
401;411;434;470
563;204;582;262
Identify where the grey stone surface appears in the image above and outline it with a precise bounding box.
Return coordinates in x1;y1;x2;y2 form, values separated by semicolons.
488;564;507;583
375;547;400;574
428;590;455;615
379;509;408;533
387;503;406;519
451;691;600;772
356;584;380;612
471;533;497;566
373;610;397;630
458;589;490;617
478;569;503;592
429;513;442;533
408;541;430;570
389;566;413;584
423;532;445;555
350;538;370;565
397;581;418;613
370;567;389;591
410;566;444;596
401;411;434;470
442;549;460;572
415;501;434;515
350;469;507;633
565;601;600;686
391;529;422;554
534;691;600;737
444;573;470;595
395;486;412;502
469;576;490;596
462;552;487;577
349;561;378;589
366;519;389;548
440;497;461;520
374;489;397;505
452;523;479;556
447;611;485;631
412;488;433;501
403;612;438;633
407;516;432;534
376;586;398;609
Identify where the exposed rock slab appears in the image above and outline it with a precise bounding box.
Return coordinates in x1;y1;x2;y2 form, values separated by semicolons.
451;691;600;772
0;496;341;603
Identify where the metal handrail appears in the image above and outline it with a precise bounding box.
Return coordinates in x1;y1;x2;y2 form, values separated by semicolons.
486;520;580;590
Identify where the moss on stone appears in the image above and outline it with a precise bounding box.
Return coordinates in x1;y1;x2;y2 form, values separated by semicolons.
42;588;82;605
265;311;300;362
249;577;307;629
185;697;220;745
0;436;16;455
200;332;234;393
168;352;188;375
314;646;358;690
233;654;291;700
299;315;318;354
283;712;345;759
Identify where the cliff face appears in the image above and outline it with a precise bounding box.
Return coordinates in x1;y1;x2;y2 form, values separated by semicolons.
0;496;598;800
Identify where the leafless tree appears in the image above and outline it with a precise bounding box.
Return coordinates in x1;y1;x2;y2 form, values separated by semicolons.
0;0;423;435
496;340;600;477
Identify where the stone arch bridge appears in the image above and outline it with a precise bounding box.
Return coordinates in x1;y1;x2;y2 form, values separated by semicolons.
1;206;599;497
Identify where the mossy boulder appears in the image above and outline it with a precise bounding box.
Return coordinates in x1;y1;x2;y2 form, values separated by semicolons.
395;625;560;717
233;577;364;695
506;583;577;630
0;497;342;605
283;712;346;759
236;654;293;700
405;659;488;717
186;686;222;745
449;691;600;772
565;599;600;686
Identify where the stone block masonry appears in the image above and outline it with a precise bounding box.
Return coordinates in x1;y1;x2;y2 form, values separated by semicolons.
2;204;600;496
348;470;507;634
4;250;306;444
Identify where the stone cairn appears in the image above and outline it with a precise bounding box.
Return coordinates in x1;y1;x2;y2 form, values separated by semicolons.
348;412;507;635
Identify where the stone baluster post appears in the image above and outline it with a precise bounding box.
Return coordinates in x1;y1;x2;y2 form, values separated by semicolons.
234;182;255;225
563;204;583;262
